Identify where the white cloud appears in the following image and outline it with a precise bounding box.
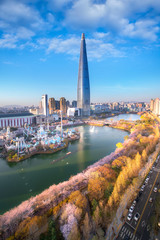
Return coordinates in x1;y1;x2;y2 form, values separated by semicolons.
38;35;124;59
0;34;17;48
62;0;160;41
0;0;159;52
0;0;52;44
16;27;35;39
65;0;105;29
39;36;80;55
47;13;55;23
93;32;110;39
40;58;47;62
122;19;160;41
3;61;13;65
0;0;44;30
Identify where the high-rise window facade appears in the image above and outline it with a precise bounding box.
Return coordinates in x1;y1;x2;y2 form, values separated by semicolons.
77;33;90;116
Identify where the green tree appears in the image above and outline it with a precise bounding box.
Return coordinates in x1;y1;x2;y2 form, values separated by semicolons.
47;220;57;240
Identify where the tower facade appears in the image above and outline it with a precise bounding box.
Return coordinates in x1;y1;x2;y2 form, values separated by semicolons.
49;97;56;114
60;97;67;115
41;94;48;116
150;99;154;111
77;33;90;116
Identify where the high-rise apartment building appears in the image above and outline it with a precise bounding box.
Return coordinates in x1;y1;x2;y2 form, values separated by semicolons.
150;99;154;111
49;98;56;114
72;100;77;108
153;98;159;115
55;100;60;110
77;33;90;116
66;100;70;110
151;97;160;116
60;97;67;115
41;94;48;116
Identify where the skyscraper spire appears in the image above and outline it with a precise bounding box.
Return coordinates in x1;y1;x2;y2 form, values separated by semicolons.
81;33;85;40
77;33;90;116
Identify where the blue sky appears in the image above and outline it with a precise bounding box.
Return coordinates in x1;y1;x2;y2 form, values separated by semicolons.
0;0;160;106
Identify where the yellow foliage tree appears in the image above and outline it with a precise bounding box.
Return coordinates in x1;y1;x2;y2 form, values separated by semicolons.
88;176;108;201
135;152;142;170
97;165;116;181
124;135;129;141
68;190;87;210
93;206;102;228
6;237;15;240
116;142;123;148
154;125;159;138
82;212;92;240
15;215;47;239
142;149;147;163
112;159;125;168
68;222;81;240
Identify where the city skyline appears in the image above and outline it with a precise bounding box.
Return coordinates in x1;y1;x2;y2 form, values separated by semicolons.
0;0;160;106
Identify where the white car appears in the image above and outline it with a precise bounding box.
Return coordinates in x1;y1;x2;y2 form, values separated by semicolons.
134;212;140;221
154;187;158;192
127;212;132;221
129;205;134;213
141;185;145;191
132;200;136;207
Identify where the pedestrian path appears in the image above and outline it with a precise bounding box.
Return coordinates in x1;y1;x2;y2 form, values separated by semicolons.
119;225;140;240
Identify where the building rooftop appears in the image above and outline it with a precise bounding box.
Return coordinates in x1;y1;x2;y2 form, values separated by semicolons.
0;113;34;119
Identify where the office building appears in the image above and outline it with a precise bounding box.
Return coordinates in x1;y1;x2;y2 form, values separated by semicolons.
41;94;48;116
153;98;159;115
150;99;154;111
60;97;67;115
55;100;60;110
67;108;80;117
0;114;35;128
49;98;56;114
66;100;70;110
77;33;90;116
72;100;77;108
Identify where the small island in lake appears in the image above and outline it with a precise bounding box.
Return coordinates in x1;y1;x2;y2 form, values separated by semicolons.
0;125;80;162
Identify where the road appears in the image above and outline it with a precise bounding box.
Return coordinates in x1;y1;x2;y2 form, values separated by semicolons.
116;155;160;240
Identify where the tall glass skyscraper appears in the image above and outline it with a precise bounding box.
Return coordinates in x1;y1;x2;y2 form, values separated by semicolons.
41;94;48;116
77;33;90;116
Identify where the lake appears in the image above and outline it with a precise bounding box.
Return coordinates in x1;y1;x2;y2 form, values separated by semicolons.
0;114;140;214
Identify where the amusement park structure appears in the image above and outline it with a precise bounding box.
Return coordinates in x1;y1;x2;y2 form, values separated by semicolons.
2;118;80;161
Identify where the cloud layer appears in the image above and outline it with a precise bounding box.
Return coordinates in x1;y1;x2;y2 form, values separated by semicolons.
0;0;160;59
38;34;124;59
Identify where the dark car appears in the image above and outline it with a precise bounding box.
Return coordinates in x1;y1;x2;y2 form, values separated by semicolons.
138;191;142;197
124;236;130;240
134;212;140;221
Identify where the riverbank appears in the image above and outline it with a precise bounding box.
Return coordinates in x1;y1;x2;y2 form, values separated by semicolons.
94;111;141;119
85;120;105;126
0;113;158;240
